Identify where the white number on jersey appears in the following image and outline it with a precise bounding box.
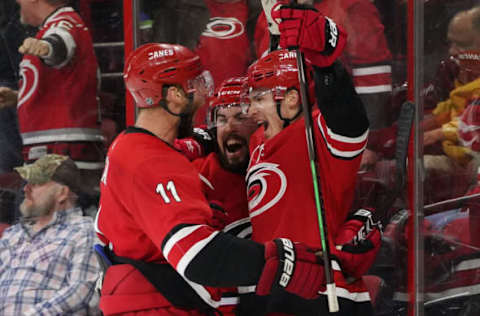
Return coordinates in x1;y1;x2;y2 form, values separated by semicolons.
156;180;181;203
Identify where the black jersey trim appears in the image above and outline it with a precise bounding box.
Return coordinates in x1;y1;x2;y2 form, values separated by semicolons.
184;232;265;287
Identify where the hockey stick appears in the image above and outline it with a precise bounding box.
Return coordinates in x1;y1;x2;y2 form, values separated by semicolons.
424;192;480;216
375;101;415;224
260;0;339;312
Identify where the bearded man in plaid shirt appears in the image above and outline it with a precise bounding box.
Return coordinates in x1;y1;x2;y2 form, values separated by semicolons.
0;154;100;315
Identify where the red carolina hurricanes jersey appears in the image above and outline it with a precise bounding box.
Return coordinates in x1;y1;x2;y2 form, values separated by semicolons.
247;109;367;245
194;0;251;125
193;153;250;224
254;0;392;96
17;7;101;147
246;109;371;304
95;127;223;309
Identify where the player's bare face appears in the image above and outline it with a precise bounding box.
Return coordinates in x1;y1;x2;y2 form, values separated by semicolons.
216;106;257;171
248;89;284;139
20;182;58;221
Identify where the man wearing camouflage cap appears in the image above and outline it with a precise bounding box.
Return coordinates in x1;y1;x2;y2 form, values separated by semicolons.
0;154;101;315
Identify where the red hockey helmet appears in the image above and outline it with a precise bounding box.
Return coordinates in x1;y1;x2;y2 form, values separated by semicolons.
459;98;480;152
124;43;210;108
207;77;249;128
247;49;300;101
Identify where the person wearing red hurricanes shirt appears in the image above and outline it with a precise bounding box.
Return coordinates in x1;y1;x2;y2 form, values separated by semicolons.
194;0;253;125
239;4;382;315
95;42;333;316
0;0;103;197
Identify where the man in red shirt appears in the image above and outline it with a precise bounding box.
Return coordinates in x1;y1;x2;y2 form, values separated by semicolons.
0;0;102;197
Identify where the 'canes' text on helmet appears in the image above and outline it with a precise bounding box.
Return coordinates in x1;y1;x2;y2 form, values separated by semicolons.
123;43;202;108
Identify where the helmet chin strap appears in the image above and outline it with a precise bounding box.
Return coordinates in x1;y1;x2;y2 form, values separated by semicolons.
275;100;302;128
158;92;195;118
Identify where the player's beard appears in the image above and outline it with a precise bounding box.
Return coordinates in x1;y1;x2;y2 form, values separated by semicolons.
20;189;57;224
218;135;250;174
177;94;196;139
177;114;194;139
219;153;249;174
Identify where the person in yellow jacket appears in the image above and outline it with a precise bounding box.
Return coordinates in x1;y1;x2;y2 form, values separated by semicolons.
423;49;480;204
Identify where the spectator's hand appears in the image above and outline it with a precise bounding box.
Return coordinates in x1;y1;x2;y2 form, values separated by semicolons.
0;87;18;108
360;149;378;171
272;4;347;67
424;128;444;146
19;37;51;57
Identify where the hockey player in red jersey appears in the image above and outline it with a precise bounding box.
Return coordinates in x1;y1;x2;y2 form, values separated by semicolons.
191;77;258;316
0;0;102;173
240;4;382;315
95;43;335;316
193;77;258;225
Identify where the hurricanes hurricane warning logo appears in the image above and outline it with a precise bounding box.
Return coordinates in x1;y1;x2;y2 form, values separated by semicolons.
246;162;287;218
18;59;39;108
202;17;245;39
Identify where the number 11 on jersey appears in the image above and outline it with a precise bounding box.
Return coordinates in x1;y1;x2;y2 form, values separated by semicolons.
156;181;182;203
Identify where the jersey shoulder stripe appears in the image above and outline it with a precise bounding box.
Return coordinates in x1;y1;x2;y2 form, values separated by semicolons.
162;224;218;276
317;112;368;159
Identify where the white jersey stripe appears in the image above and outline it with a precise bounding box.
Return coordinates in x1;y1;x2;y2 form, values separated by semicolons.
237;226;252;238
43;7;76;25
318;286;371;302
181;277;221;308
238;285;256;293
317;113;369;144
220;296;239;306
22;127;104;145
162;225;204;259
176;231;219;276
425;283;480;302
223;217;251;233
352;65;392;76
199;174;215;191
43;26;77;68
163;227;221;308
355;85;392;94
454;258;480;272
317;114;368;158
